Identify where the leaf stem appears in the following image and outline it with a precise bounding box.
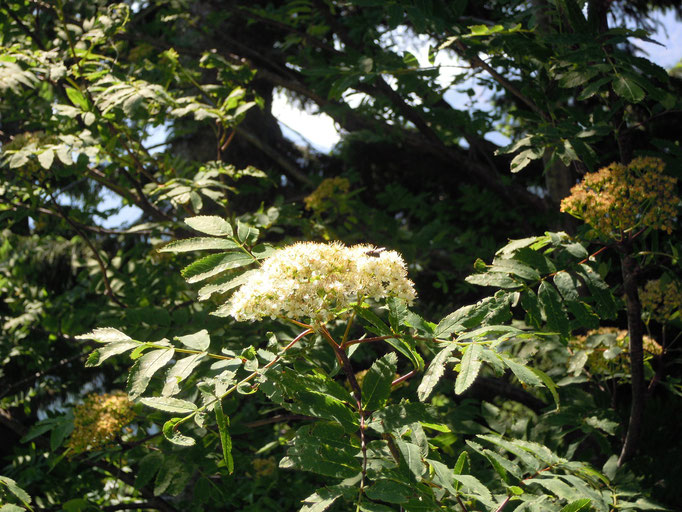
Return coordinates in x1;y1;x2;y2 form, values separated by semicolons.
175;328;313;428
319;325;368;508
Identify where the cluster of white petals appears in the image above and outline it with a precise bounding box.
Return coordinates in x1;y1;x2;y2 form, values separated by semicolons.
226;242;416;323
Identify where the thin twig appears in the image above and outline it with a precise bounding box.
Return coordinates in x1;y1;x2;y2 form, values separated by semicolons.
48;192;127;308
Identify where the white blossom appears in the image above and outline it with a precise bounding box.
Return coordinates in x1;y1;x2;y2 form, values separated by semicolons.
226;242;416;323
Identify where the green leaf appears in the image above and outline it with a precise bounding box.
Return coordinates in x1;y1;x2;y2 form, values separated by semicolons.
388;297;409;332
364;480;412;504
530;367;559;409
251;243;276;259
465;273;520;289
559;499;592;512
140;397;197;414
184;215;233;236
1;504;27;512
566;300;600;329
76;327;132;343
431;459;494;507
553;272;579;301
159;237;239;253
435;305;472;338
280;422;361;478
395;439;426;479
559;69;597;88
236;220;259;244
417;344;456;401
354;306;391;336
564;242;588;259
162;353;205;396
362;352;398;410
612;76;645;102
154;455;192;495
455;343;482;394
200;269;258;302
577;77;611;100
496;236;545;256
50;417;73;451
127;349;175;399
134;452;164;489
37;148;54;169
451;474;493;505
175;329;210;351
490;258;541;281
181;252;254;283
510;148;542;173
502;358;543;387
538;281;570;338
577;264;618;319
477;435;542;472
521;289;543;327
214;399;234;474
85;340;140;367
65;86;88;110
358;501;395;512
368;402;440;434
300;487;344;512
285;391;358;433
0;476;31;506
162;418;196;446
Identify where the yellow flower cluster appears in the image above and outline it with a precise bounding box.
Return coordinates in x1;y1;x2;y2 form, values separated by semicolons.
570;327;662;377
304;177;351;213
560;157;678;237
251;457;277;477
67;391;135;454
639;279;682;324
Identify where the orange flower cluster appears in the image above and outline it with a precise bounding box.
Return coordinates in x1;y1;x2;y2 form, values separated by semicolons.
251;457;277;477
570;327;662;377
67;391;135;454
304;177;351;213
560;157;678;237
639;279;682;324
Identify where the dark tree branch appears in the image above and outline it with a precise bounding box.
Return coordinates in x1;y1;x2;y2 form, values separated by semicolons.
47;192;128;308
618;249;645;466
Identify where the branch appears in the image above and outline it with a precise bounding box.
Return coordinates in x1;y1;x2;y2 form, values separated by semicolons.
234;126;314;186
618;249;645;466
243;414;315;428
47;192;127;308
451;39;551;122
0;2;46;50
0;347;86;399
88;460;179;512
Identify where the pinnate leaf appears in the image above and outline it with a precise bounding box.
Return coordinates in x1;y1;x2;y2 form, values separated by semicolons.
214;399;234;474
362;352;397;410
159;237;239;253
612;76;645;102
417;344;456;401
185;216;233;236
140;397;197;414
162;418;196;447
77;327;132;343
127;349;175;399
455;343;482;394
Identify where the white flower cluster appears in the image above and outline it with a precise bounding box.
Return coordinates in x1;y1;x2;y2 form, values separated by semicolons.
226;242;416;323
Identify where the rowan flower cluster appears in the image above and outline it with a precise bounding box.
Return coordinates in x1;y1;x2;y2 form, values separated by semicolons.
226;241;416;323
570;327;662;376
67;391;135;454
560;157;678;237
304;177;350;213
639;279;682;324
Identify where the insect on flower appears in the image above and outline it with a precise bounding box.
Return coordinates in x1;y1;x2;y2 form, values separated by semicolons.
365;247;386;257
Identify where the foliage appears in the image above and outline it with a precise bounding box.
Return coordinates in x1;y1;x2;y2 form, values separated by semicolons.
1;1;682;511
